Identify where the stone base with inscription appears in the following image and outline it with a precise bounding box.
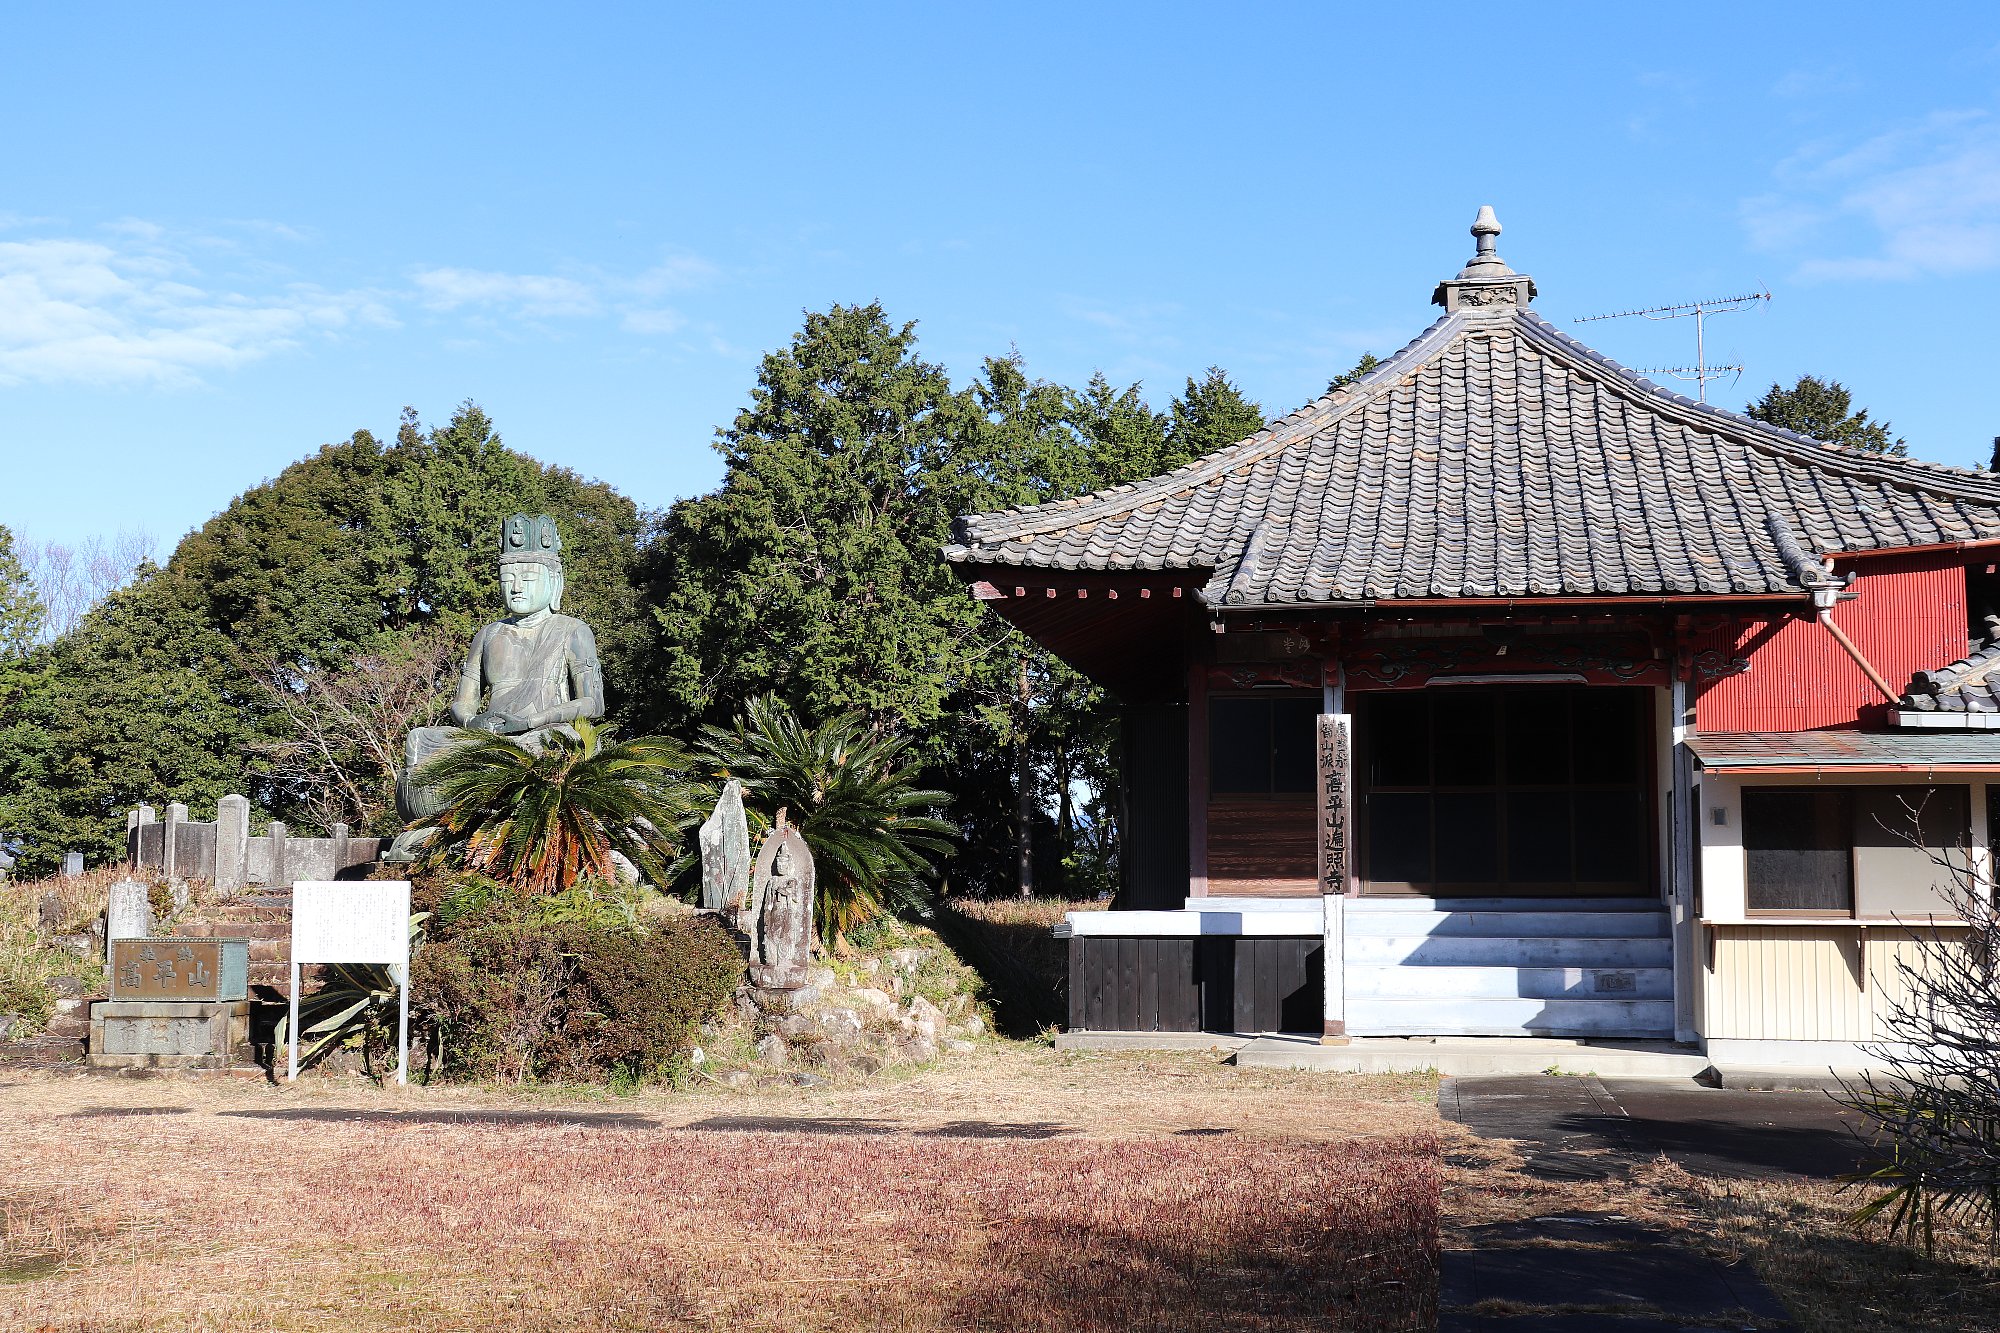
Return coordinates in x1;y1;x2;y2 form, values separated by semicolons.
88;1000;252;1070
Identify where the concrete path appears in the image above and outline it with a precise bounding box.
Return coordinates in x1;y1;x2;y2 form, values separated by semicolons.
1437;1074;1869;1331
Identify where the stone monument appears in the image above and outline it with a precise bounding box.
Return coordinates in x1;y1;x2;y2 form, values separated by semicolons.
698;779;752;913
746;825;814;991
386;514;607;861
105;877;152;956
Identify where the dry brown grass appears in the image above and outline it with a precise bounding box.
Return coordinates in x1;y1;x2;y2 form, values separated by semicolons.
0;1047;1439;1331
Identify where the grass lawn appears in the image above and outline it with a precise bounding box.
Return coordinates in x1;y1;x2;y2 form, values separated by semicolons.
0;1047;1439;1332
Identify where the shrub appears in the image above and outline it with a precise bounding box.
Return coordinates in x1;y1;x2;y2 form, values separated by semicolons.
412;910;741;1085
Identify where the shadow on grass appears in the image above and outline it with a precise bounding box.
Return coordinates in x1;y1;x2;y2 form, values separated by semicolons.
66;1106;192;1118
689;1115;1072;1139
217;1108;662;1129
932;905;1069;1037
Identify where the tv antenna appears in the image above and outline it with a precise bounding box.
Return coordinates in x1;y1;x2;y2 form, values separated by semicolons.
1575;289;1770;403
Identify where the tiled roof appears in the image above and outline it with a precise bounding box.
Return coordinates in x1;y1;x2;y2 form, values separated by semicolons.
1689;730;2000;768
1902;630;2000;714
946;304;2000;605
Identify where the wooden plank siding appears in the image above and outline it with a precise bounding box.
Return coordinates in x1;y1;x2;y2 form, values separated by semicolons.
1205;797;1318;895
1705;924;1968;1042
1067;936;1322;1034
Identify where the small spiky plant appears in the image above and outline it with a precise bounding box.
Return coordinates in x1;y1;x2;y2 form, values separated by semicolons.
697;694;954;941
417;718;697;895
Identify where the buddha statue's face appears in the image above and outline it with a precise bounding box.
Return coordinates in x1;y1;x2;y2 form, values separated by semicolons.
773;843;794;876
500;561;560;618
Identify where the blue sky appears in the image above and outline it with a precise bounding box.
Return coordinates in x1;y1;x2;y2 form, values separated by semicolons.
5;4;1999;552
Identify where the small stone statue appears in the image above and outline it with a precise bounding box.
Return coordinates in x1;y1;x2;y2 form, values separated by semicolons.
387;514;606;860
747;826;814;991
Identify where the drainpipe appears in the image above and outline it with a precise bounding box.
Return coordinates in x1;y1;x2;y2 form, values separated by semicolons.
1765;514;1902;705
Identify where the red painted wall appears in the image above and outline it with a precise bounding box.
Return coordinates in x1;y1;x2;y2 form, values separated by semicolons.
1692;552;1969;732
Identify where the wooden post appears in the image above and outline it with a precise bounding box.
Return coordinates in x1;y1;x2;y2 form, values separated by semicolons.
1317;712;1353;1044
1187;661;1209;899
1016;657;1034;898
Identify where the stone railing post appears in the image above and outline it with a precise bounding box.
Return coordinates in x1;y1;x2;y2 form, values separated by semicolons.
268;820;288;889
164;802;188;878
130;803;156;867
216;794;250;892
332;822;351;879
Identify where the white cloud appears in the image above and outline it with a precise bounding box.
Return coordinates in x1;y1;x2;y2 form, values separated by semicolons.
1747;109;2000;281
409;252;715;334
411;267;601;318
0;231;393;388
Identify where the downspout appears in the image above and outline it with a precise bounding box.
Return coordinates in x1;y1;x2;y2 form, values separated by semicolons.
1764;515;1902;705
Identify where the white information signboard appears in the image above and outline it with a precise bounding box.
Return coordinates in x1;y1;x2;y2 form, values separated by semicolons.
288;880;413;1084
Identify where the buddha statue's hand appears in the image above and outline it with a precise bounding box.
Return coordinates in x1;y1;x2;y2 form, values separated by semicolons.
468;712;518;734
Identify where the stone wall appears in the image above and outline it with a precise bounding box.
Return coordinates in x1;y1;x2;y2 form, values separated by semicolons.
125;798;384;888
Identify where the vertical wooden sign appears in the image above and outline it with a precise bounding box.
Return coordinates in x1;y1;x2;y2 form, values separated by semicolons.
1317;713;1351;896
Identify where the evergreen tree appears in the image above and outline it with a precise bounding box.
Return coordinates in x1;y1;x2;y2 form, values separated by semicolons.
0;406;646;872
1328;352;1381;395
1165;366;1265;466
0;525;45;659
1066;372;1174;486
1747;375;1907;456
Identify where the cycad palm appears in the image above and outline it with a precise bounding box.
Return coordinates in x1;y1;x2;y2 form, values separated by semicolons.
417;718;697;895
697;695;953;940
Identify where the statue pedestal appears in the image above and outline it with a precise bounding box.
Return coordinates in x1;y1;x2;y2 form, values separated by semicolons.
88;1000;252;1071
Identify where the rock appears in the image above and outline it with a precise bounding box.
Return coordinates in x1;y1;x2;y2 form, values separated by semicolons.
849;987;895;1013
897;1037;938;1065
47;976;85;1000
807;966;836;989
56;933;96;960
776;1013;818;1041
723;1071;752;1089
953;1015;986;1037
889;975;903;997
698;779;753;914
945;1039;976;1055
0;1014;21;1041
888;947;930;972
788;1071;826;1088
37;894;63;937
689;1046;706;1066
905;996;945;1040
755;1034;789;1067
817;1008;864;1040
53;997;88;1018
734;990;761;1022
607;850;641;885
849;1052;885;1075
788;984;822;1008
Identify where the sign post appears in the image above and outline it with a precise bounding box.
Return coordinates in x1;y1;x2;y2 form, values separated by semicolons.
288;881;413;1085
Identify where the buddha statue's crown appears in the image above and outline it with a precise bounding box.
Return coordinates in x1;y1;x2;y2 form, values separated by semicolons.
499;514;564;569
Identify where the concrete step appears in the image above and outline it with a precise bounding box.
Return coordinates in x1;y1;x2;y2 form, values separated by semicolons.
1347;964;1673;1001
1344;909;1668;939
1346;934;1672;969
1233;1035;1710;1078
1345;897;1665;914
1348;996;1674;1037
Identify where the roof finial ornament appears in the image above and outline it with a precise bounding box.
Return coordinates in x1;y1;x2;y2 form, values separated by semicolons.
1433;205;1536;312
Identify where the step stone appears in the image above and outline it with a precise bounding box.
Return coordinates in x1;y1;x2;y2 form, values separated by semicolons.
1346;964;1673;1001
1343;909;1668;939
1344;896;1666;913
1347;996;1675;1038
1346;934;1672;969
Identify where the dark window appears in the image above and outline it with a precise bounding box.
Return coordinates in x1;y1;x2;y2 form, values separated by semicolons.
1209;696;1319;795
1746;785;1972;916
1357;686;1651;895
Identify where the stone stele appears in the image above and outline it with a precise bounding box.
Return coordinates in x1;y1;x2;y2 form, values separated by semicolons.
387;514;607;861
698;779;752;913
106;877;152;956
747;826;815;991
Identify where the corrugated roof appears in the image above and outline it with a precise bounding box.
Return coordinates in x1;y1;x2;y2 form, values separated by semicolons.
946;294;2000;606
1689;731;2000;769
